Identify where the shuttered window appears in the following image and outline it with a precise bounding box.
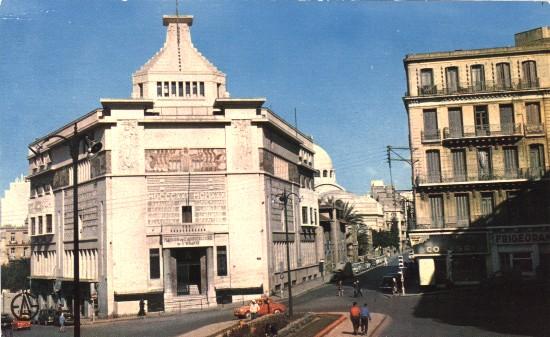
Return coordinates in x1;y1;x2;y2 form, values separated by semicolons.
445;67;459;93
448;108;463;138
471;65;485;91
477;148;492;180
526;103;541;125
475;106;489;135
499;104;514;134
522;61;537;87
455;194;470;227
480;193;494;217
429;196;444;228
420;68;434;94
452;149;467;182
423;109;438;140
529;144;545;178
496;63;511;89
426;150;441;183
503;147;519;177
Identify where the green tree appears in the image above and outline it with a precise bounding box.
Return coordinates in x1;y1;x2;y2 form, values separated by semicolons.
1;258;30;291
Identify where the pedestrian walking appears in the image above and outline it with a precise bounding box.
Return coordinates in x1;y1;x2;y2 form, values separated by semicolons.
337;279;344;296
249;299;260;320
353;278;363;297
360;303;372;335
392;277;398;295
349;302;361;335
58;311;65;333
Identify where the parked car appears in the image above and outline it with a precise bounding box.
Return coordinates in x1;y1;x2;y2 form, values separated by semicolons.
379;273;402;293
54;310;75;326
37;309;56;325
11;314;32;330
233;297;286;319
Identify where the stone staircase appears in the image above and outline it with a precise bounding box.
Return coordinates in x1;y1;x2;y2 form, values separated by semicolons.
164;294;212;312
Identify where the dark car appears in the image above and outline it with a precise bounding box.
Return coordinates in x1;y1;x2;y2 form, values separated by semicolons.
54;310;75;326
37;309;56;325
1;313;14;330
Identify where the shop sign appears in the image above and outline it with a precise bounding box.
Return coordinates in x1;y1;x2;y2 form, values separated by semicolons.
411;233;488;255
162;234;213;248
494;231;550;245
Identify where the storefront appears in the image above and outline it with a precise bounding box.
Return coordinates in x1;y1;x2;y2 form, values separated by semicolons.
410;230;489;286
489;225;550;279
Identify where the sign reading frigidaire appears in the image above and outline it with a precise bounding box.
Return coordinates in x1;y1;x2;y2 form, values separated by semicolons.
411;233;488;255
494;231;550;245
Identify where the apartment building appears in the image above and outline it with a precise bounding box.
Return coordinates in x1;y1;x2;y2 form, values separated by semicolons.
404;27;550;286
27;15;323;317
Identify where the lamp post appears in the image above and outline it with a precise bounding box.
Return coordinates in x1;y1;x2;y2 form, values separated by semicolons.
276;188;300;318
29;123;102;337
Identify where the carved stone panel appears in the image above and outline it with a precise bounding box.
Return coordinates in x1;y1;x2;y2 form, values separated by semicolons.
145;149;226;173
231;120;253;170
117;120;141;174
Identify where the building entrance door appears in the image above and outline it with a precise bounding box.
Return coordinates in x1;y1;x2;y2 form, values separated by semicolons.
175;248;204;295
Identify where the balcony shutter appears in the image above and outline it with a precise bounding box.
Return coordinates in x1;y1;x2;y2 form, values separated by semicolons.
471;65;485;90
429;196;444;228
481;193;494;216
452;150;467;181
503;147;518;177
496;63;511;89
455;194;470;226
423;109;438;138
526;103;541;125
421;69;434;88
499;105;514;134
448;108;463;138
477;149;492;179
522;61;537;86
445;67;458;93
427;150;441;183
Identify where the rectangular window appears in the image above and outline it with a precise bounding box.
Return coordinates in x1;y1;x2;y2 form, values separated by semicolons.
471;65;485;91
422;109;438;141
526;103;541;125
445;67;459;93
199;82;205;96
310;208;314;224
522;61;538;88
171;82;177;96
192;82;198;95
182;206;192;223
163;82;169;97
10;233;15;242
474;105;490;136
185;81;191;96
31;218;35;235
157;82;162;97
46;214;53;233
178;82;184;97
314;209;317;226
499;104;514;135
149;249;160;279
302;206;308;224
217;246;228;276
496;63;511;89
529;144;545;178
38;216;43;235
426;150;441;183
480;193;494;217
429;195;444;228
455;194;470;227
503;147;519;178
451;149;467;182
447;107;463;138
420;68;434;94
138;83;144;98
477;148;492;180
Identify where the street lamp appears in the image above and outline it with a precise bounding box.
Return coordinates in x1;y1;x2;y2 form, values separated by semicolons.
276;189;300;318
29;123;102;337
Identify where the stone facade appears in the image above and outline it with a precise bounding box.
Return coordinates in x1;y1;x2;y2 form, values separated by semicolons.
370;180;409;250
404;27;550;286
0;176;31;265
27;15;323;317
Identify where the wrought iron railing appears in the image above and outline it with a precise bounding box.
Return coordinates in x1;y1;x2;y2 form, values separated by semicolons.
414;78;540;97
421;129;441;142
415;168;528;185
524;123;544;135
442;123;523;140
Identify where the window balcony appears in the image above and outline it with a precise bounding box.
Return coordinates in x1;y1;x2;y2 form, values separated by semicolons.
415;168;528;186
442;124;523;146
524;123;545;136
421;129;441;143
415;216;470;229
413;78;540;97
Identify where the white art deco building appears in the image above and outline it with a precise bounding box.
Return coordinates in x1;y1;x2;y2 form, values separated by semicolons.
27;15;323;317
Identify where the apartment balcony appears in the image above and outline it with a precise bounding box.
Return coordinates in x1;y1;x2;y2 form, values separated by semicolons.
414;78;540;97
442;124;523;146
415;215;495;229
524;123;545;136
415;168;529;188
421;129;441;143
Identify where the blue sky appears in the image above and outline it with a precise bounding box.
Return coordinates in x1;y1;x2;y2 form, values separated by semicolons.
1;0;549;194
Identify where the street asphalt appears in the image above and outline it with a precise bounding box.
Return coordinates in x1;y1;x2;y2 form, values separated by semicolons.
9;254;549;337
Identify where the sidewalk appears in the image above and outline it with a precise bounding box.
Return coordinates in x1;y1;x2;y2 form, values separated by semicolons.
319;312;389;337
270;274;330;301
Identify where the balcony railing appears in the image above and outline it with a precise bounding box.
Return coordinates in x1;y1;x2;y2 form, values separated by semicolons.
415;216;470;229
414;78;540;97
421;129;441;143
442;123;523;140
524;123;545;135
415;168;529;185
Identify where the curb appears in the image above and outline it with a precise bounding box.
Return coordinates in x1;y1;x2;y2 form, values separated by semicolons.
313;314;346;337
369;314;389;337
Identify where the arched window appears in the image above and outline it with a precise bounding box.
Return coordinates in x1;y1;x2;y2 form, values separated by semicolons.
522;61;538;88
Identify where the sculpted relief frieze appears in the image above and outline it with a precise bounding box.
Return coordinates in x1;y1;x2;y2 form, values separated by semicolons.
145;148;226;173
118;120;140;173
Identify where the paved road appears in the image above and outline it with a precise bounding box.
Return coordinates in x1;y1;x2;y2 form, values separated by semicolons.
10;254;549;336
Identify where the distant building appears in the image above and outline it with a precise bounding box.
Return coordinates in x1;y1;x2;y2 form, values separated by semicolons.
27;15;323;317
370;180;409;250
404;27;550;286
0;176;30;265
